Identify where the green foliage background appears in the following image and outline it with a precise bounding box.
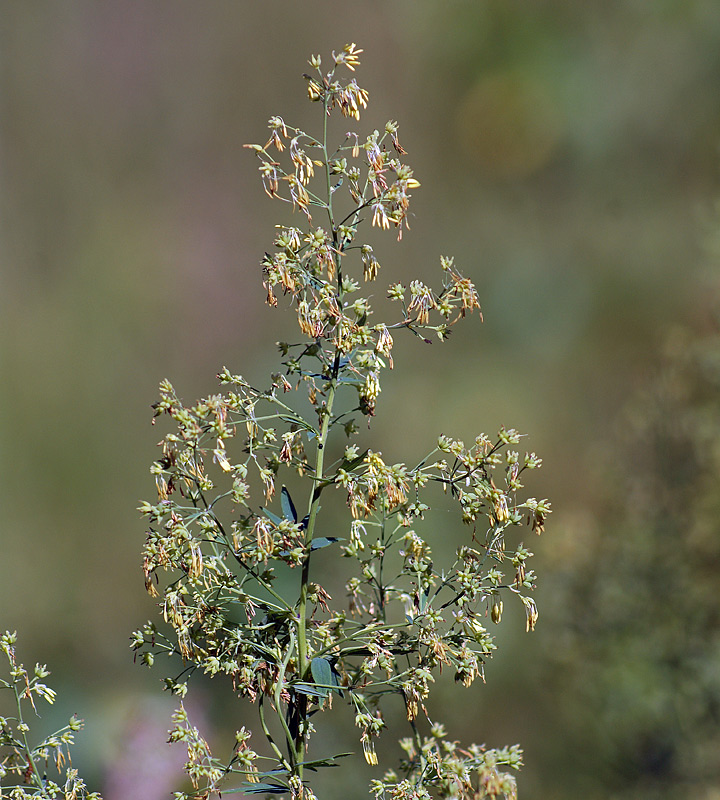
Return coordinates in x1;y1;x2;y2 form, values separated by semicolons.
3;2;720;798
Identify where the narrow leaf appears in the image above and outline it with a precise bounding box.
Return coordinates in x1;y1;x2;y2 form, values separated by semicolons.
281;486;298;523
418;590;429;613
261;507;284;526
299;753;353;770
310;537;342;551
278;415;318;437
239;783;289;794
292;682;323;698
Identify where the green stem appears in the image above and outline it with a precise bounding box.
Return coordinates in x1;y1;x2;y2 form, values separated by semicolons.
294;351;340;776
275;635;299;769
293;87;344;783
378;505;388;622
13;683;45;791
259;693;291;771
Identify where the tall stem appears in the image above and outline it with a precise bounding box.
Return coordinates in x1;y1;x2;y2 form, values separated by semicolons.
293;88;344;780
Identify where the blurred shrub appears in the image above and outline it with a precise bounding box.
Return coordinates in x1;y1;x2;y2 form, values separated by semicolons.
544;301;720;798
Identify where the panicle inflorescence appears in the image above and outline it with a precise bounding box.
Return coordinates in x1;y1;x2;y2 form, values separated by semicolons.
135;45;550;800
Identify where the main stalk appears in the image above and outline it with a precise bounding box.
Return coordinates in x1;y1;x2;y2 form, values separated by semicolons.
292;87;344;779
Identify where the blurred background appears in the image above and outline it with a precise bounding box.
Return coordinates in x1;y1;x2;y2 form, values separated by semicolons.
3;2;720;798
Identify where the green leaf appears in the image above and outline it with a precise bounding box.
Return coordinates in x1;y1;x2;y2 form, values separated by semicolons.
281;486;298;523
238;783;289;794
261;507;284;526
300;753;353;771
292;682;323;697
311;656;333;690
278;415;318;438
418;590;429;613
310;657;342;698
310;537;342;551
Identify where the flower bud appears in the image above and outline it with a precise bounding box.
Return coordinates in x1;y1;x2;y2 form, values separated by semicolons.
491;598;503;624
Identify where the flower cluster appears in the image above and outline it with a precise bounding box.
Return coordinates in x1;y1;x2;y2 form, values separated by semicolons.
370;726;522;800
135;46;550;800
0;632;101;799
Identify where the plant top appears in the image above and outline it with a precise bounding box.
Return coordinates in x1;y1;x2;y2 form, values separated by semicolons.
133;43;550;800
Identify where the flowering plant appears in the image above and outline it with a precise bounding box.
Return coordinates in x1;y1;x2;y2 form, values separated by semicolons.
0;631;101;799
133;44;550;800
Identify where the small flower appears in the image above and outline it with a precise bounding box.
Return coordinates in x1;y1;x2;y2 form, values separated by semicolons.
305;76;324;101
290;139;316;185
387;282;406;302
371;200;390;230
285;175;312;219
407;280;436;325
333;43;363;71
258;160;281;197
375;324;394;367
361;244;380;281
520;596;539;632
386;120;407;155
265;116;289;151
213;448;232;472
338;79;369;120
362;735;379;765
